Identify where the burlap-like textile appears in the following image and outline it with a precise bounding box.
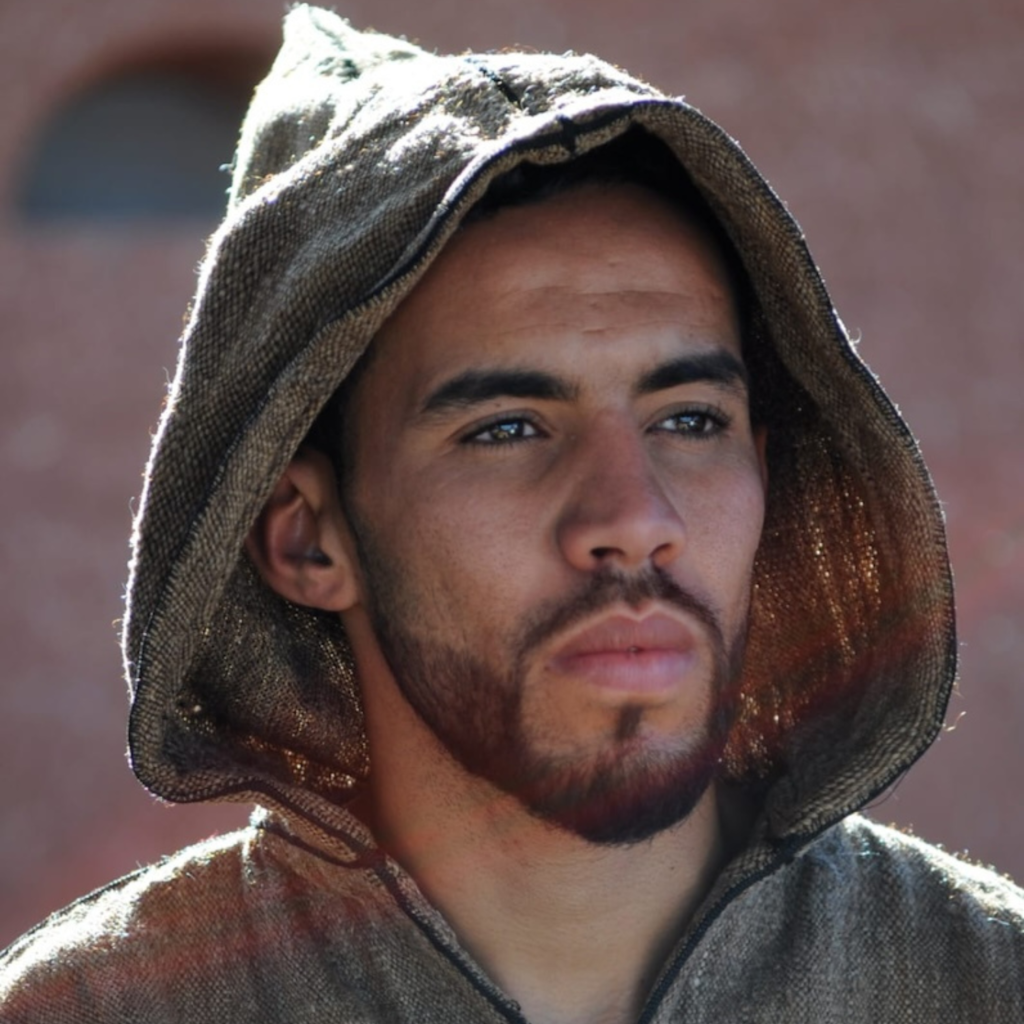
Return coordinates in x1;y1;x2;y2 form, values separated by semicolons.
123;5;954;855
3;811;1023;1021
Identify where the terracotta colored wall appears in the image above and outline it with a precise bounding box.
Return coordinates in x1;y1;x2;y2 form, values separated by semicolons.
2;0;1021;947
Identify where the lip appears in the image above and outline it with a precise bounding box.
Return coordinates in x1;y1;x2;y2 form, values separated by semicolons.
545;611;699;696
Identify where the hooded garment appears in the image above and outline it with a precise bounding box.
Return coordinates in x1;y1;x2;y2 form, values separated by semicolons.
2;7;1022;1022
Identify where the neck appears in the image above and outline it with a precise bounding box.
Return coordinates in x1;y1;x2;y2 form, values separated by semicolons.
355;641;729;1024
385;787;724;1024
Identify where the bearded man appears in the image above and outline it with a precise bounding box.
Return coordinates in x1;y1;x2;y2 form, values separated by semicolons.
2;6;1022;1023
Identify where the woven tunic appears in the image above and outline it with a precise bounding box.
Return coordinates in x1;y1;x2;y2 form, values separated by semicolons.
2;811;1022;1022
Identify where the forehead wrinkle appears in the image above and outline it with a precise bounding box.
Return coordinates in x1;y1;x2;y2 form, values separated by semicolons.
488;283;732;308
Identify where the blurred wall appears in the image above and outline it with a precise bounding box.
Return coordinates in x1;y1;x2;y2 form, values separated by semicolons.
1;0;1021;948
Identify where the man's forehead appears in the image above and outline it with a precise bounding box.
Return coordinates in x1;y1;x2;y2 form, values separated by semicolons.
364;184;743;401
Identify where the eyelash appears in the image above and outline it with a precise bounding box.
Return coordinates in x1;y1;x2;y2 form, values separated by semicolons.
461;404;731;447
651;404;731;439
461;416;545;446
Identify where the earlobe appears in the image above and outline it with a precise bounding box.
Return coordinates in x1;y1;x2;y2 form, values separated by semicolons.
245;448;361;612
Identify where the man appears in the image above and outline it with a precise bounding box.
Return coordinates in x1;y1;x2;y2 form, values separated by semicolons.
2;5;1022;1022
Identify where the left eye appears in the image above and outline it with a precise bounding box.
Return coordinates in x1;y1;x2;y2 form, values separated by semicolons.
464;418;541;445
654;409;727;436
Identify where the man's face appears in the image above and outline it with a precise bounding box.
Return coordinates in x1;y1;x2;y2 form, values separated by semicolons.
341;183;767;845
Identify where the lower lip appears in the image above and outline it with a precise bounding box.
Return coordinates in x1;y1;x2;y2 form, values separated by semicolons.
548;649;696;696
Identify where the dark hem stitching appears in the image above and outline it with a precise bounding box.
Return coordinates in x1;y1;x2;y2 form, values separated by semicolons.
374;862;531;1024
256;815;530;1022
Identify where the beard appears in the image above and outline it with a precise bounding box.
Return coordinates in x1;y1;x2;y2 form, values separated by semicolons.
351;522;747;846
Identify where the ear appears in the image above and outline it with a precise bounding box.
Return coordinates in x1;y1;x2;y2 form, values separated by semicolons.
245;447;361;612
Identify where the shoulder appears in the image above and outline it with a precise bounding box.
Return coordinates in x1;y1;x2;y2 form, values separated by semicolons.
789;815;1024;1013
0;828;258;1022
809;813;1024;933
690;816;1024;1020
0;819;466;1023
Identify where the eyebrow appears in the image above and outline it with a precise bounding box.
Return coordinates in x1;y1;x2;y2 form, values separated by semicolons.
636;351;749;398
418;349;749;419
420;368;578;416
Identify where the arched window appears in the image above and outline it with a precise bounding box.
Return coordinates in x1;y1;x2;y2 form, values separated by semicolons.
16;49;269;222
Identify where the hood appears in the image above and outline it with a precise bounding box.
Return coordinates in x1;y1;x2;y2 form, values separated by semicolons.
122;4;955;852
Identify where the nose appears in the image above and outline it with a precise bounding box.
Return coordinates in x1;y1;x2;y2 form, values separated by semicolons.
555;421;686;573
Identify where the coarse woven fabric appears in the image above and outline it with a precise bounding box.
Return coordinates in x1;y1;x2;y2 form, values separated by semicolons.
121;4;954;855
2;811;1023;1022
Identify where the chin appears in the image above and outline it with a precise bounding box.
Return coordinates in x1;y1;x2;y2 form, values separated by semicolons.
511;724;728;847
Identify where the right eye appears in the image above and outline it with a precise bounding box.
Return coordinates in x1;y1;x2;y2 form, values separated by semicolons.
462;417;543;445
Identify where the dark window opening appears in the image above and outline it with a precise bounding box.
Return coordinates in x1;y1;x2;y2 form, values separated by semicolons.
16;48;270;223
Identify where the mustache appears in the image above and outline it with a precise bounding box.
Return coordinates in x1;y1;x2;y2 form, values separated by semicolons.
515;566;726;659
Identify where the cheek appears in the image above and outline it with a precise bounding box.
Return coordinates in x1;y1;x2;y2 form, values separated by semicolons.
683;465;766;616
727;469;767;561
363;472;546;644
